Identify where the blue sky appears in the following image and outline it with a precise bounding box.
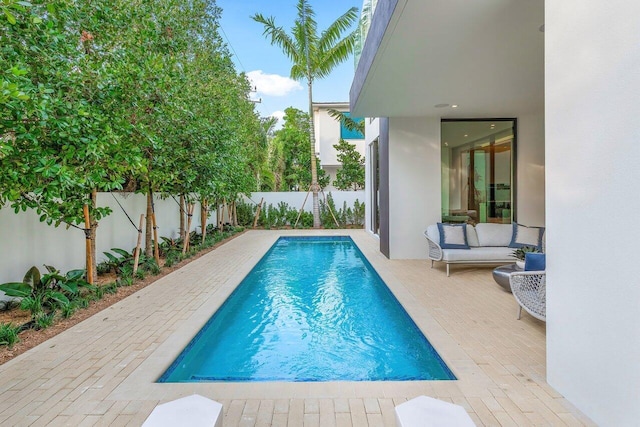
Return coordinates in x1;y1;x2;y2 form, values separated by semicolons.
217;0;362;125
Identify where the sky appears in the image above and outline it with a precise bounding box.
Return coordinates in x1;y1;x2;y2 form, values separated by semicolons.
216;0;363;126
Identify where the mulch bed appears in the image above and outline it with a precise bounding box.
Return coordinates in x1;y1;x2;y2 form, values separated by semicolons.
0;230;245;366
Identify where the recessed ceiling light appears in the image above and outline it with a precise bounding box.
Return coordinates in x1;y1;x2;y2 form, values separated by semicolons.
434;103;450;108
451;104;458;108
464;134;468;137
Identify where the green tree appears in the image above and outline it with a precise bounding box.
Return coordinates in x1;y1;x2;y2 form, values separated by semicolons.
271;108;329;192
258;116;279;191
333;139;365;190
1;0;260;276
253;0;358;227
1;0;143;280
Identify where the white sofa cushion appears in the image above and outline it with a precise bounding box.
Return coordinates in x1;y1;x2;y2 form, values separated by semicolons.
426;224;480;247
475;223;513;247
437;223;469;249
442;246;514;262
466;226;479;247
509;223;545;250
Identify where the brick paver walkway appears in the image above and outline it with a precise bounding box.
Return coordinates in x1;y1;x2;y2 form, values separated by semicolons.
0;230;594;426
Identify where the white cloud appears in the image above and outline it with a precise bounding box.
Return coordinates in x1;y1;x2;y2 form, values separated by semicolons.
247;70;302;97
270;110;286;130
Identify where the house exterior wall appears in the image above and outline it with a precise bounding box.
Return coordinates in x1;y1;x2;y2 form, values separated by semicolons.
364;118;380;236
363;114;545;259
516;111;545;227
388;117;441;259
313;104;366;192
545;1;640;425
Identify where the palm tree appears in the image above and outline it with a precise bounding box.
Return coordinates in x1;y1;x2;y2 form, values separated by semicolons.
328;108;365;135
253;0;358;228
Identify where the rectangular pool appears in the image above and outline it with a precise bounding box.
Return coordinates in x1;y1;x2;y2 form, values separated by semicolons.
159;236;455;382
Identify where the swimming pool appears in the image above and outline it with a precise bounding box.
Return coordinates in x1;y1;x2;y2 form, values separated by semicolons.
159;236;455;382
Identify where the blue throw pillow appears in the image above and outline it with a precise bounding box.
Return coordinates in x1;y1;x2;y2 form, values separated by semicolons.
524;253;546;271
437;223;470;249
509;223;545;251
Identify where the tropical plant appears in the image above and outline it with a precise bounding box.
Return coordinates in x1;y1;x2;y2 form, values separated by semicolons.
253;0;359;227
0;266;93;321
0;323;20;348
35;312;55;330
511;246;541;261
328;109;365;135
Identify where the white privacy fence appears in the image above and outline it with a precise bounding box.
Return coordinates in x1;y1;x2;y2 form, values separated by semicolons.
0;191;364;285
245;191;364;213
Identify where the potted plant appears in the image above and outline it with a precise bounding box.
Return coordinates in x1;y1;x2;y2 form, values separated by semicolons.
511;246;541;269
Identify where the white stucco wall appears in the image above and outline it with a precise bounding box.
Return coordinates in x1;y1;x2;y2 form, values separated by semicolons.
375;113;544;260
516;111;545;227
546;1;640;425
364;118;380;236
247;191;365;214
0;192;366;285
388;117;442;259
0;193;210;285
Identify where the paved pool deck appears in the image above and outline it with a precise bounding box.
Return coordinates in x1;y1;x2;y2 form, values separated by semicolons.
0;230;594;426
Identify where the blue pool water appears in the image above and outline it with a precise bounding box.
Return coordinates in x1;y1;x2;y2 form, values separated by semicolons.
159;236;455;382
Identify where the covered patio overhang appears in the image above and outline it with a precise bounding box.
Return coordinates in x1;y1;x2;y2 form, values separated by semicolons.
350;0;545;118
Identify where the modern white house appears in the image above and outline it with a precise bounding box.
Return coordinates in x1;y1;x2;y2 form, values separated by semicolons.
312;102;365;191
350;0;640;425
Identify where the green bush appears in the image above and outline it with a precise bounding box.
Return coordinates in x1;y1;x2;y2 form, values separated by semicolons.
235;200;256;226
35;312;55;330
0;266;94;322
0;323;20;348
60;302;76;319
353;199;365;226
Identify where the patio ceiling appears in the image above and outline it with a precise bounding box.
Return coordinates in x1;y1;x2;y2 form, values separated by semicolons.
350;0;544;119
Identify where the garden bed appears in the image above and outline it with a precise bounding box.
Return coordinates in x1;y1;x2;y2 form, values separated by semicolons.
0;229;245;366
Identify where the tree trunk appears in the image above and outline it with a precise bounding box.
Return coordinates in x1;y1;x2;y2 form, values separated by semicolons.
145;191;153;257
179;194;185;242
182;203;194;254
217;201;223;231
307;79;321;228
201;199;208;244
233;201;238;226
89;190;98;281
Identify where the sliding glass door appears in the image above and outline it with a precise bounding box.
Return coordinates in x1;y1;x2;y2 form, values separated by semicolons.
441;119;516;224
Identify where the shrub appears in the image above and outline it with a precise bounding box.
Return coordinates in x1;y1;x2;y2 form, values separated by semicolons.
35;312;55;330
60;302;76;319
0;323;20;348
0;266;93;322
353;199;365;226
235;200;256;226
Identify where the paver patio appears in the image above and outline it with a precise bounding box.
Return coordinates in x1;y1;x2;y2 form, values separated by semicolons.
0;230;595;426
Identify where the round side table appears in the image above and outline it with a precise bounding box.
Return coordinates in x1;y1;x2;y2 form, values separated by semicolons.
492;264;521;293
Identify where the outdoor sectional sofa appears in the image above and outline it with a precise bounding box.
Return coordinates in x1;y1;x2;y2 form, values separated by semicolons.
424;222;544;276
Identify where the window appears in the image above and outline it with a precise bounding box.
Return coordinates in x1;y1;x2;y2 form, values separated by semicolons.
441;119;516;224
340;112;364;140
